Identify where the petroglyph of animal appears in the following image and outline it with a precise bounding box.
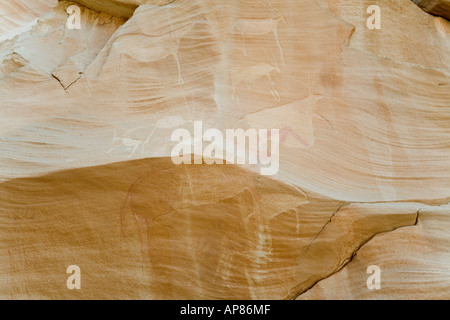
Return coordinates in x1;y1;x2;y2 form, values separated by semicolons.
231;53;281;104
112;18;207;84
119;165;308;266
107;128;154;158
233;1;286;66
239;74;328;149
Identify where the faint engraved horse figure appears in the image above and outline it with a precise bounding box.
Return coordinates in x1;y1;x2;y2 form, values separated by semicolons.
113;18;207;84
107;128;154;158
278;73;332;148
238;72;332;149
233;1;286;66
119;165;263;266
231;50;281;104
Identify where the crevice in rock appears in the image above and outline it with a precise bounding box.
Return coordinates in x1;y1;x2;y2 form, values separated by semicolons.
60;0;138;19
343;209;421;268
60;0;177;19
51;73;65;89
52;72;82;90
290;208;423;300
411;0;450;21
304;203;349;251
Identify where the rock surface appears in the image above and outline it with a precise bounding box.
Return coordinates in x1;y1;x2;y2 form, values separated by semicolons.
0;0;449;299
298;203;450;299
413;0;450;20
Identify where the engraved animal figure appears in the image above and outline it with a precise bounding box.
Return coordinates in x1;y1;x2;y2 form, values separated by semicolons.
119;165;308;268
112;18;207;84
239;73;329;149
233;1;286;66
107;128;154;158
231;52;281;104
119;166;262;265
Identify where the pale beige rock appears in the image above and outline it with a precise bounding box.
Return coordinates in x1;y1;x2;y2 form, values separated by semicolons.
0;0;57;41
0;0;449;299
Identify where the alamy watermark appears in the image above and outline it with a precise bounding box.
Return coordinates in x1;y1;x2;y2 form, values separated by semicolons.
66;265;81;290
367;265;381;290
66;5;81;30
171;121;280;176
366;5;381;30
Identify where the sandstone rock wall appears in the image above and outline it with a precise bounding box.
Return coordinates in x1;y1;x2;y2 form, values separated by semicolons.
413;0;450;20
0;0;448;299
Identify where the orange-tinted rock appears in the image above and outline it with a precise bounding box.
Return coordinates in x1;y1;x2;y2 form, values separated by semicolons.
0;0;449;299
413;0;450;20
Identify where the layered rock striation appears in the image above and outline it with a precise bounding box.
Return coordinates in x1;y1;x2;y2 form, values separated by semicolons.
0;0;448;299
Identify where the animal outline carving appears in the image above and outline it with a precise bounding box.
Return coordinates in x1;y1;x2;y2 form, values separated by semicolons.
112;18;207;84
231;49;281;104
107;128;154;158
119;165;308;268
233;1;286;66
238;73;330;149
